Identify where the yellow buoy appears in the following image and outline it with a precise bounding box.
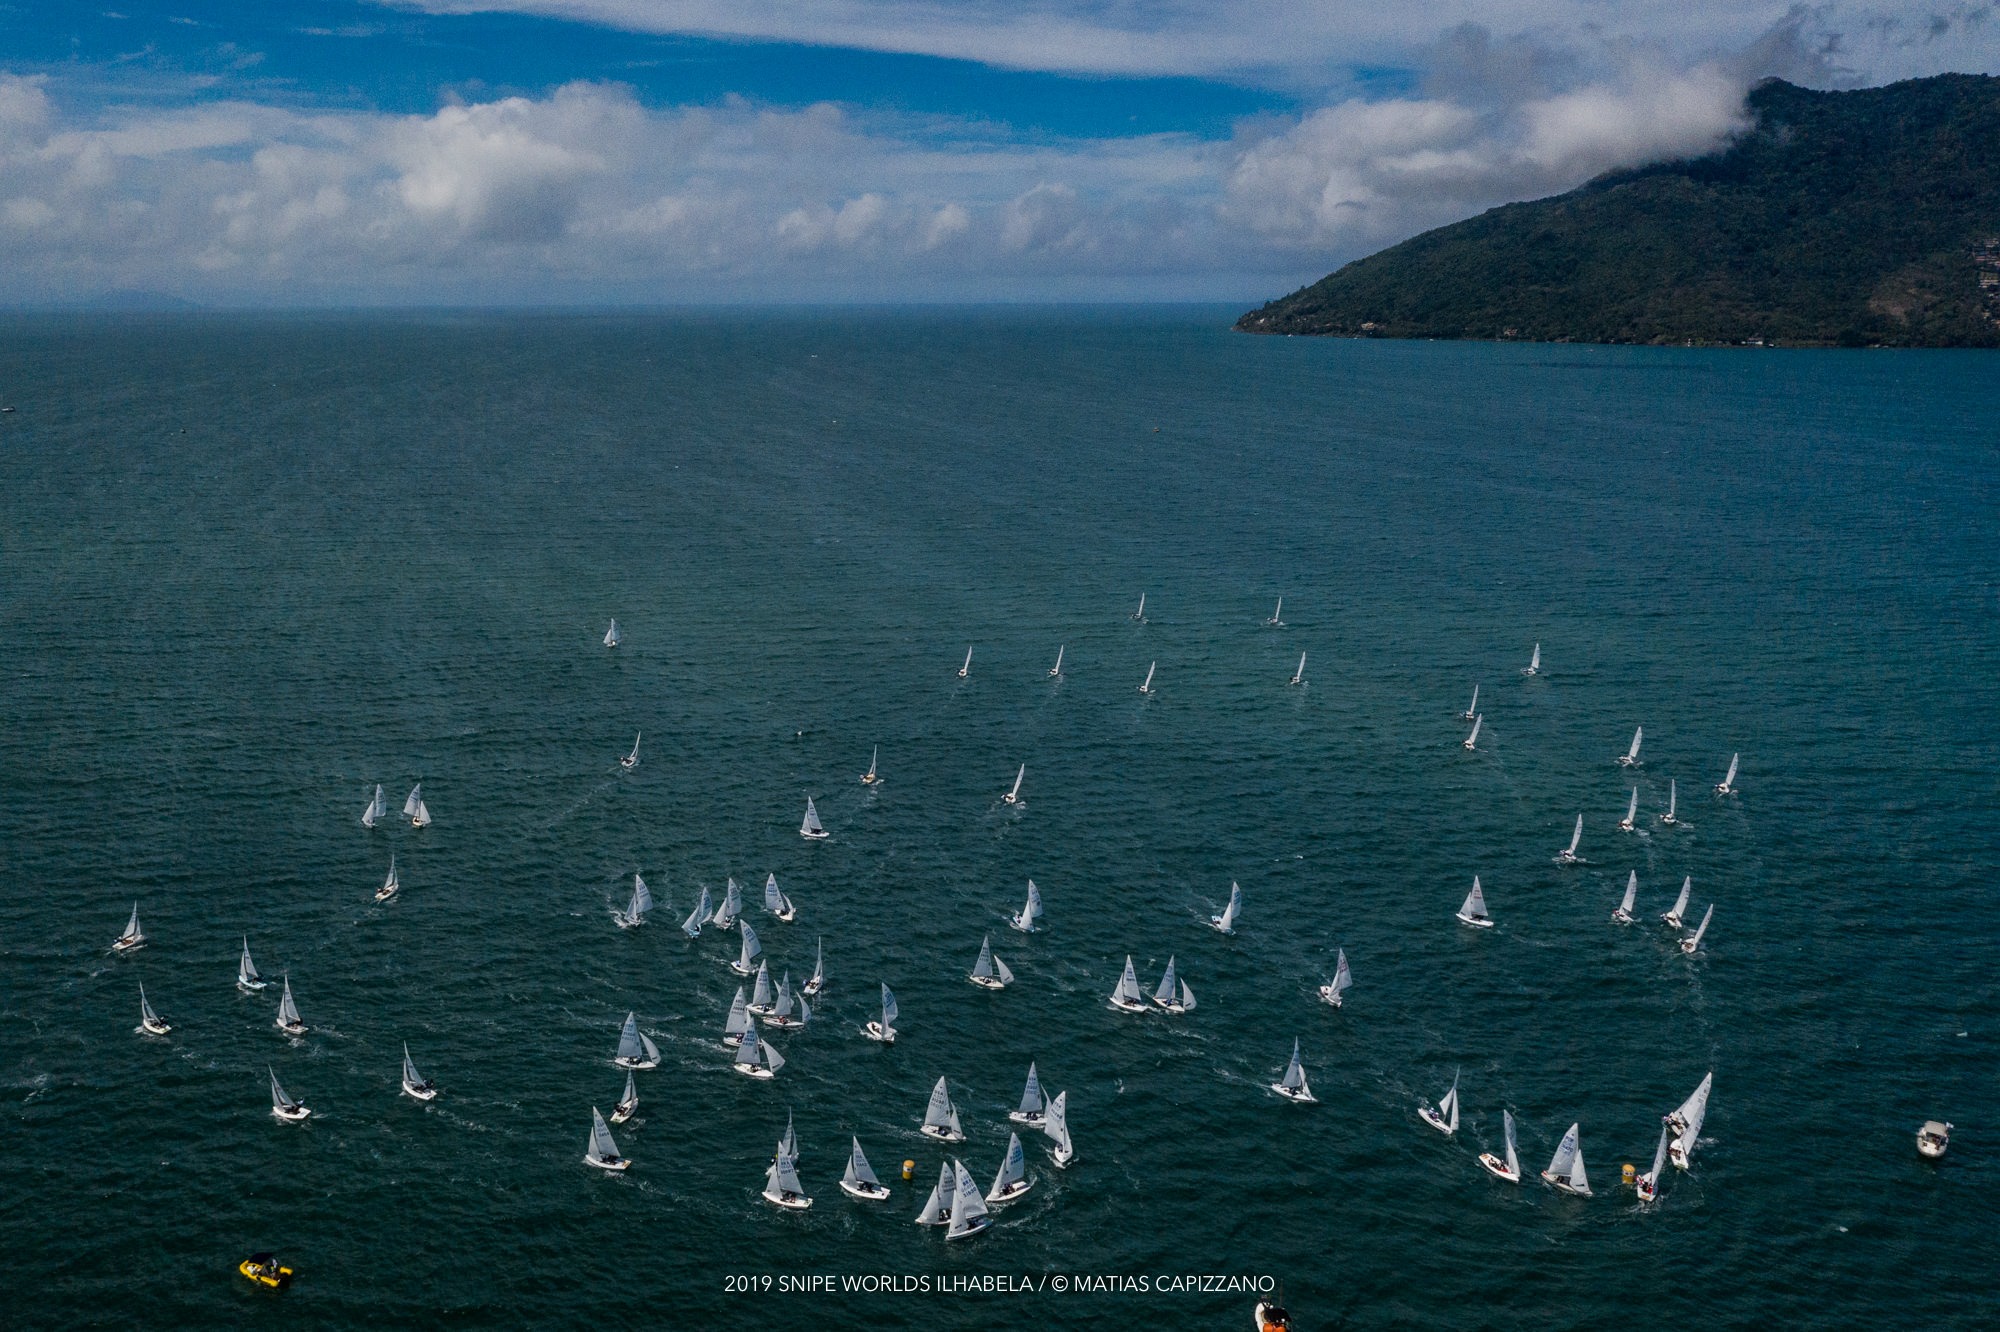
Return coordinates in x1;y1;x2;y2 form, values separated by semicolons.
1621;1163;1637;1185
902;1159;915;1180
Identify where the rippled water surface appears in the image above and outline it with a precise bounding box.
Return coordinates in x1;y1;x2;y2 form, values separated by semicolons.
2;309;1995;1328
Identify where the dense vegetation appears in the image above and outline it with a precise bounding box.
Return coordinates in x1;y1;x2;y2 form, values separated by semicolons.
1238;75;2000;347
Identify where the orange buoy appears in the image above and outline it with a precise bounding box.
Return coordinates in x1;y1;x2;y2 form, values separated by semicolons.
902;1159;915;1180
1621;1163;1637;1185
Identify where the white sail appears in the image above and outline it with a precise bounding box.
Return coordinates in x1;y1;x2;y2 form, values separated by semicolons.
1684;903;1713;951
1525;642;1540;674
958;645;972;677
1132;592;1145;620
712;878;742;930
1463;714;1482;748
748;962;774;1011
1049;645;1064;677
1017;1064;1044;1117
139;983;162;1027
916;1162;954;1225
1268;596;1283;625
879;983;898;1028
1459;876;1489;922
1502;1109;1519;1177
1044;1089;1070;1146
987;1133;1028;1200
1011;879;1043;931
771;972;797;1021
1329;948;1352;1000
1290;650;1306;685
681;886;713;937
238;936;263;988
1718;752;1739;793
971;935;996;980
381;855;399;896
1664;875;1691;925
1622;787;1638;827
629;873;653;919
800;796;826;838
845;1138;882;1189
411;798;431;828
737;922;762;973
588;1107;622;1164
1665;779;1678;821
1213;882;1242;933
995;956;1015;985
1439;1076;1460;1133
1571;1146;1591;1194
764;873;784;914
724;987;752;1043
946;1160;990;1238
1139;661;1155;693
863;745;879;782
1110;955;1145;1007
1671;1073;1712;1166
624;732;640;766
403;1043;427;1089
1623;726;1643;764
1545;1122;1580;1180
1280;1038;1309;1094
1645;1123;1671;1192
1178;979;1196;1011
362;784;385;827
1152;956;1179;1006
1005;764;1024;803
806;937;825;991
119;903;143;945
403;784;422;818
269;1066;301;1114
778;1110;798;1161
1564;814;1582;857
603;618;619;648
615;1011;646;1062
1618;871;1638;916
923;1077;960;1135
276;976;303;1030
1464;682;1478;718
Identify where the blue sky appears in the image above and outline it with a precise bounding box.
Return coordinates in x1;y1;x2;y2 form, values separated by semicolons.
1;0;1994;304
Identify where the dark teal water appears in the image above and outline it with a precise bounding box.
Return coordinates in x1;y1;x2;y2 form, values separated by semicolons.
2;310;1995;1329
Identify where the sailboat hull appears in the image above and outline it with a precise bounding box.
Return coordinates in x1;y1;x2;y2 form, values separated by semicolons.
276;1019;307;1036
1635;1178;1659;1203
919;1125;965;1143
732;1064;776;1080
840;1180;891;1201
1540;1172;1592;1196
943;1217;990;1240
140;1017;172;1036
801;829;829;840
968;975;1006;990
1052;1146;1075;1169
374;887;397;902
112;937;145;953
613;1056;659;1070
861;1022;896;1043
1476;1154;1519;1183
1554;852;1580;865
1611;908;1634;924
1455;912;1494;929
1418;1107;1455;1135
1270;1083;1317;1104
986;1180;1033;1205
1107;997;1148;1013
401;1080;437;1101
272;1105;311;1122
620;757;637;770
1007;1110;1046;1127
1668;1145;1692;1170
238;977;267;992
729;960;758;976
763;1014;807;1031
1009;916;1037;933
1317;985;1344;1007
802;978;823;997
584;1155;629;1171
1209;918;1235;934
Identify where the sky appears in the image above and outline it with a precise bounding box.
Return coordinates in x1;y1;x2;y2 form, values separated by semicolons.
0;0;1994;304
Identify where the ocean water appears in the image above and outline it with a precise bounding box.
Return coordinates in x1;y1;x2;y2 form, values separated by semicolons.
1;309;1994;1329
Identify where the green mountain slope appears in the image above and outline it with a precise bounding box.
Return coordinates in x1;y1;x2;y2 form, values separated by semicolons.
1237;75;2000;347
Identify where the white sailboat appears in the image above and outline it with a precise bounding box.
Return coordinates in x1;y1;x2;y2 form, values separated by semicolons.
621;732;640;769
731;1031;786;1080
1131;592;1146;623
269;1066;310;1122
1555;813;1583;864
803;937;825;997
1477;1109;1522;1183
1612;871;1638;924
1289;651;1306;687
921;1076;966;1142
404;784;423;820
860;746;879;785
1461;683;1479;720
1150;956;1195;1013
1456;876;1494;929
732;921;763;976
1618;725;1643;767
361;783;387;828
914;1161;956;1227
1522;642;1540;676
613;1011;661;1069
800;796;828;840
1138;661;1156;695
945;1160;991;1240
1619;787;1638;831
1918;1120;1951;1160
138;983;171;1036
1636;1123;1670;1203
1667;1073;1712;1170
1540;1122;1592;1196
603;618;620;649
1271;1038;1316;1104
712;878;743;930
611;1068;638;1123
1048;645;1064;678
763;1151;812;1209
863;983;898;1043
1108;956;1148;1013
1679;903;1713;955
1044;1089;1075;1167
1002;764;1025;805
1265;597;1284;627
275;976;307;1035
841;1137;891;1201
374;855;400;903
985;1132;1033;1204
1660;779;1679;825
1662;875;1691;929
680;886;713;937
746;961;777;1015
1010;1063;1046;1126
1418;1071;1460;1134
411;796;431;828
1317;948;1352;1007
968;935;1013;990
583;1107;629;1170
1716;752;1739;796
237;936;267;991
1462;714;1482;750
762;872;795;926
1210;881;1243;934
722;986;754;1048
957;646;972;679
763;972;810;1031
113;903;145;952
1009;879;1043;933
614;872;653;929
401;1043;437;1100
